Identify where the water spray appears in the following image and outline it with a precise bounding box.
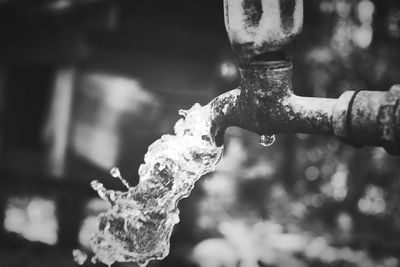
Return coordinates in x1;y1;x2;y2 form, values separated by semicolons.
85;1;400;266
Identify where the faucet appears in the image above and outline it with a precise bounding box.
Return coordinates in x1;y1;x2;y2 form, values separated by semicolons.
209;0;400;155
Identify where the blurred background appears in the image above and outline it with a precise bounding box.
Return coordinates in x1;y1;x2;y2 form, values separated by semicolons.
1;0;400;266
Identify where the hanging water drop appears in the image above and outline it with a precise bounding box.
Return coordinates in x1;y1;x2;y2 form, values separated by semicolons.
260;134;276;147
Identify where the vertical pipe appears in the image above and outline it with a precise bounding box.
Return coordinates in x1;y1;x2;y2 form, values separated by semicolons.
224;0;304;65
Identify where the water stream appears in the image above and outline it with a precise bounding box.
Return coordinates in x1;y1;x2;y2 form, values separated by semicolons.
82;102;224;266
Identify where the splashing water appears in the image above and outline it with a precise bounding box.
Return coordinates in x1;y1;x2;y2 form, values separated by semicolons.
88;103;224;266
259;134;276;147
72;249;88;265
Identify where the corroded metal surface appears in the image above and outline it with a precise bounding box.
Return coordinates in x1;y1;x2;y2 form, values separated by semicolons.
332;86;400;155
224;0;303;65
350;86;400;154
209;62;400;155
210;61;336;143
216;0;400;154
332;91;356;142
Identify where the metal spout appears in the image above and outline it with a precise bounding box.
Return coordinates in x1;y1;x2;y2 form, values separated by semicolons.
209;61;400;155
209;0;400;155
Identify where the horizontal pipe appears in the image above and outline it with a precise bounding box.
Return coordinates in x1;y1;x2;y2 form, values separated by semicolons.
285;95;336;135
235;61;339;136
209;62;400;155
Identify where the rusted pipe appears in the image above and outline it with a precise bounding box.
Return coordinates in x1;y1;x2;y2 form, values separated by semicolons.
332;86;400;154
209;62;400;155
208;0;400;155
224;0;303;65
211;61;336;136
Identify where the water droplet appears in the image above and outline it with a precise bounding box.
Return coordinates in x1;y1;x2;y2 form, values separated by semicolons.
91;256;98;264
138;259;149;267
110;167;121;178
91;181;109;201
109;167;130;189
72;249;87;265
178;109;188;117
90;180;103;191
109;191;116;201
260;134;276;147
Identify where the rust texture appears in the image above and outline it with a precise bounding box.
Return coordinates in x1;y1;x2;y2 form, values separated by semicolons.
210;61;336;143
209;62;400;155
214;0;400;154
224;0;303;65
349;86;400;154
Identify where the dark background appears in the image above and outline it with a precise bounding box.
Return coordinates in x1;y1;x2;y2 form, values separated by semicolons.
0;0;400;266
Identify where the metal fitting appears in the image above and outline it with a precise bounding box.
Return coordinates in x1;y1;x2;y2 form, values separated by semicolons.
332;85;400;155
224;0;303;65
210;61;337;144
212;0;400;155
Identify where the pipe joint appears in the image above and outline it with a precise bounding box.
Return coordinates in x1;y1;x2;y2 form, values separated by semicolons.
333;85;400;155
